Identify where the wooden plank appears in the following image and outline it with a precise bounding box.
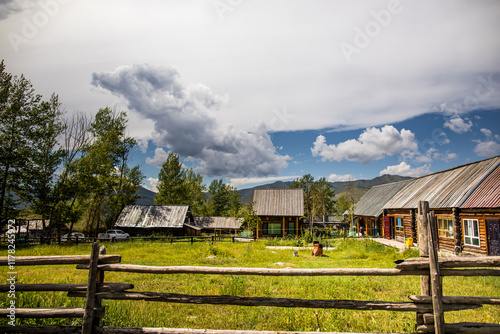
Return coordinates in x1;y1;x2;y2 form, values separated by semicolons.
417;323;500;334
76;264;426;276
82;242;100;334
395;256;500;270
0;325;82;333
0;254;121;266
427;211;444;334
409;295;500;305
0;283;133;292
417;201;431;326
96;327;423;334
81;291;480;312
96;328;423;334
0;308;86;318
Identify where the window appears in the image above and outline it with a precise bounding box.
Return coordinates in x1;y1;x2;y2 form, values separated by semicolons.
463;219;480;247
437;217;454;238
267;223;282;235
288;222;295;236
396;217;404;233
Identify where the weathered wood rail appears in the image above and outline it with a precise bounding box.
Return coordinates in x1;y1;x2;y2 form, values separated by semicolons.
1;201;499;334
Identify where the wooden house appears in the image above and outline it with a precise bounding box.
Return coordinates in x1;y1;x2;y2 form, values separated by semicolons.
353;179;412;237
185;216;243;236
354;156;500;256
115;205;194;236
252;189;304;238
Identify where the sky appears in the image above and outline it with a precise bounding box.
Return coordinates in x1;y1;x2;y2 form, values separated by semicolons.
1;0;499;191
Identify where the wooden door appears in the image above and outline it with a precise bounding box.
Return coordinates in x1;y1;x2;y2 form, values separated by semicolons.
383;216;390;239
487;219;500;256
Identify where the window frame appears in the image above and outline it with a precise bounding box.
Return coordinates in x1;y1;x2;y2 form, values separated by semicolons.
437;216;454;239
395;217;404;233
463;218;480;247
267;222;282;235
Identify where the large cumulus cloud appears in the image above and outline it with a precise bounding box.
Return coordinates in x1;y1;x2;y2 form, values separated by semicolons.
91;64;289;177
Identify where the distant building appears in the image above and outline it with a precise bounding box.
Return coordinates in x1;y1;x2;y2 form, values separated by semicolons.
252;189;304;238
115;205;194;236
185;216;243;236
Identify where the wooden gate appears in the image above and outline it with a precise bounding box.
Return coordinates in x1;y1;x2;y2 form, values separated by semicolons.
487;219;500;256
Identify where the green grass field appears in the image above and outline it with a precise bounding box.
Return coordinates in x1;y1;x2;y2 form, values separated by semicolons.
1;239;499;332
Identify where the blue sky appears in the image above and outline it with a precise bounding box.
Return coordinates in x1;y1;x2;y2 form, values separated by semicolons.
0;1;499;190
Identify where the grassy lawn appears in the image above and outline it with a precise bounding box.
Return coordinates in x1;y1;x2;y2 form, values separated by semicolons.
1;239;499;332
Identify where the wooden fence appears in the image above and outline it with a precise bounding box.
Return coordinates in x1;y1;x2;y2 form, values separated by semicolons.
0;234;255;246
1;201;499;334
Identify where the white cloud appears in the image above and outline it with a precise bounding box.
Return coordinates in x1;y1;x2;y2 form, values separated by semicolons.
146;148;170;168
480;128;493;137
229;175;299;188
380;162;430;177
92;64;290;178
145;177;159;193
444;116;473;134
311;125;418;164
474;140;500;157
327;174;354;182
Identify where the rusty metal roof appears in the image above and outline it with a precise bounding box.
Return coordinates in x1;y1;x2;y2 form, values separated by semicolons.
384;156;500;209
253;189;304;217
115;205;189;228
191;216;243;230
460;162;500;208
354;179;413;217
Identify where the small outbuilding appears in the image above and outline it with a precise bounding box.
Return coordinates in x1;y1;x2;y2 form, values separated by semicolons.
252;188;304;238
185;216;243;236
115;205;194;236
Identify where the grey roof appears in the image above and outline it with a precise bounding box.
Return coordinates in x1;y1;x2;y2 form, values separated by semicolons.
190;216;243;230
461;163;500;208
253;189;304;217
354;179;413;217
384;156;500;209
115;205;189;228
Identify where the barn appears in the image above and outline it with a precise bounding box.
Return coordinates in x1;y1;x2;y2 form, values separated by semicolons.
252;189;304;238
114;205;194;236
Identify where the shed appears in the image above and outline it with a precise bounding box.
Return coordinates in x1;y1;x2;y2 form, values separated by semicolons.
252;189;304;238
185;216;243;236
115;205;193;236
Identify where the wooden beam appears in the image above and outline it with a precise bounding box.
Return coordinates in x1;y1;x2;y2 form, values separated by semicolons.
82;242;100;334
95;327;419;334
0;254;121;266
417;322;500;334
0;307;97;318
427;211;444;334
0;283;133;292
0;325;82;333
76;291;480;312
395;256;500;270
409;295;500;305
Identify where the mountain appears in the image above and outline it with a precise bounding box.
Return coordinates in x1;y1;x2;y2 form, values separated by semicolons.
135;186;156;205
237;175;412;204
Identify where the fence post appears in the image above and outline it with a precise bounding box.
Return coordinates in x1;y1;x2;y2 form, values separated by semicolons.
92;245;106;328
417;201;431;328
82;242;100;334
427;211;445;334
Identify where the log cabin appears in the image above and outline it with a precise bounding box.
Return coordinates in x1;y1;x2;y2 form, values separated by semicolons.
252;189;304;238
354;156;500;256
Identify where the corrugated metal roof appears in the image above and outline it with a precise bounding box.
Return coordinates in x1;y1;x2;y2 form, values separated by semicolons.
191;216;243;229
115;205;189;228
253;189;304;216
461;163;500;208
354;179;413;217
384;156;500;209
